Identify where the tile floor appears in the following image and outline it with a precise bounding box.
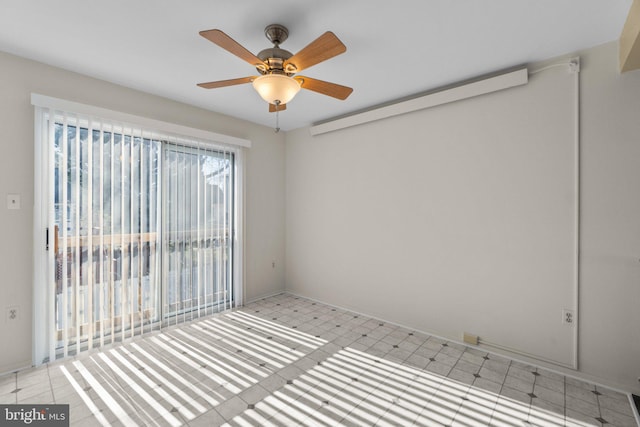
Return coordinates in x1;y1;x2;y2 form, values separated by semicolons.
0;293;637;426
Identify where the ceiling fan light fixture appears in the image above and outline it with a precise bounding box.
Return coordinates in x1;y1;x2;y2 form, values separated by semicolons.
252;74;301;105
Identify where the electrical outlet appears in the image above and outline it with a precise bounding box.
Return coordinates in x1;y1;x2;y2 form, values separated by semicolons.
562;309;575;326
7;194;20;210
463;332;479;345
6;306;19;322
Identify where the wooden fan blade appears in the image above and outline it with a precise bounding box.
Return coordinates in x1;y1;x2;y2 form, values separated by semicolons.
197;76;256;89
200;29;266;68
269;103;287;113
284;32;346;72
295;76;353;100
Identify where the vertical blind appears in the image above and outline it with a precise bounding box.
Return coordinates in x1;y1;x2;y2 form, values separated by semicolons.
163;143;234;323
38;108;237;362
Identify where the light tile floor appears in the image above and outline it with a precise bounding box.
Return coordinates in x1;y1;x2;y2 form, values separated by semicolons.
0;294;637;426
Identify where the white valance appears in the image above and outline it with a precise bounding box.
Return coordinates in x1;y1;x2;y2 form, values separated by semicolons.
31;93;252;148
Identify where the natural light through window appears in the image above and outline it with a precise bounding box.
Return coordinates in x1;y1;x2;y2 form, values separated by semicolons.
33;99;244;364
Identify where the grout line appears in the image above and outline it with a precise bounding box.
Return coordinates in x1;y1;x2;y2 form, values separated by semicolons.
47;364;55;403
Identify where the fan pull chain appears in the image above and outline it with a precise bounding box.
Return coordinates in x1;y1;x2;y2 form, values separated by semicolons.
274;100;281;133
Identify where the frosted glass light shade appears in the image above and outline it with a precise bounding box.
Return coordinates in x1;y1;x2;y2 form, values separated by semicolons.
252;74;301;105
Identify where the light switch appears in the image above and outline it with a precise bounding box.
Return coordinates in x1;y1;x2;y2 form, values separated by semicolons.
7;194;20;210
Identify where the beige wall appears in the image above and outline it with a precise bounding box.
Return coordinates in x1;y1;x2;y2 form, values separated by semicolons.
285;41;640;393
0;51;286;373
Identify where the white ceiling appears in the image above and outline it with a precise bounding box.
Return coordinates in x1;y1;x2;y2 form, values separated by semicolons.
0;0;632;131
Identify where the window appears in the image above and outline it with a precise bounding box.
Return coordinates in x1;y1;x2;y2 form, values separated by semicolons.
33;96;246;363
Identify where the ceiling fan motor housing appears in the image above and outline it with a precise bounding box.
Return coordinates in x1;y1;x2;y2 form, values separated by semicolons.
257;48;294;75
258;25;295;76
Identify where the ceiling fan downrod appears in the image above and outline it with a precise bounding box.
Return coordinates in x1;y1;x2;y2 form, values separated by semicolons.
274;100;281;133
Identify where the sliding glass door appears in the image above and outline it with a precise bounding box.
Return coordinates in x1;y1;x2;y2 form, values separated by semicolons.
52;122;163;355
163;144;234;321
43;114;237;360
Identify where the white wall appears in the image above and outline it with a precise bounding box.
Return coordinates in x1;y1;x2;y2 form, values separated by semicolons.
578;42;640;393
0;51;286;374
287;63;578;366
285;41;640;393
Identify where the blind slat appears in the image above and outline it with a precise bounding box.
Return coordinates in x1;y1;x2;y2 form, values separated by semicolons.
86;120;94;351
60;114;69;358
98;120;105;348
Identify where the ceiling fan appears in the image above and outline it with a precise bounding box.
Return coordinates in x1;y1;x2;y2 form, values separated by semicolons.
197;24;353;114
